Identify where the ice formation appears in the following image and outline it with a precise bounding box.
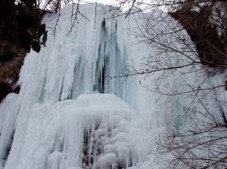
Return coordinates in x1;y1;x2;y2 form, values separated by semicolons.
0;4;156;169
0;2;226;169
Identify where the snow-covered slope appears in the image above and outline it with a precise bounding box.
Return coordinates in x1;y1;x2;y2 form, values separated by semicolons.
0;3;225;169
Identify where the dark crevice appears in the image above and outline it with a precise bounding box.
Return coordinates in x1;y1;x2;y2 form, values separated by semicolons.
58;77;64;101
0;82;13;102
3;130;15;164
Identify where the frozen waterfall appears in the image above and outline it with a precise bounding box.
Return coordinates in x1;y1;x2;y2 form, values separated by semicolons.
0;3;212;169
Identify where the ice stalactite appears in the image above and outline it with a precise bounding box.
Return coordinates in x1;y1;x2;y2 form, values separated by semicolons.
94;19;127;98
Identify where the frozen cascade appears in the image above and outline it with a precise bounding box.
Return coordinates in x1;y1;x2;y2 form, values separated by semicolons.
0;2;222;169
0;4;155;169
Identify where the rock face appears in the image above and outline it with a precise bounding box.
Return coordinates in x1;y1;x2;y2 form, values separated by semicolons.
0;41;25;102
170;9;226;67
0;83;12;102
0;1;47;102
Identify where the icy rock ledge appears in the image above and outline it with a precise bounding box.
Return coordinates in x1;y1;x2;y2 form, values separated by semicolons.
5;94;150;169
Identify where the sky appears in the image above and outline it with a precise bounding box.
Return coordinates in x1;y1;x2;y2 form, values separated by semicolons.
39;0;158;13
80;0;156;12
81;0;117;5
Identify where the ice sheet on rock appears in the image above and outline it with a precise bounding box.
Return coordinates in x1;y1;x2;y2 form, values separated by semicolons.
18;3;138;106
0;94;19;165
47;152;63;169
